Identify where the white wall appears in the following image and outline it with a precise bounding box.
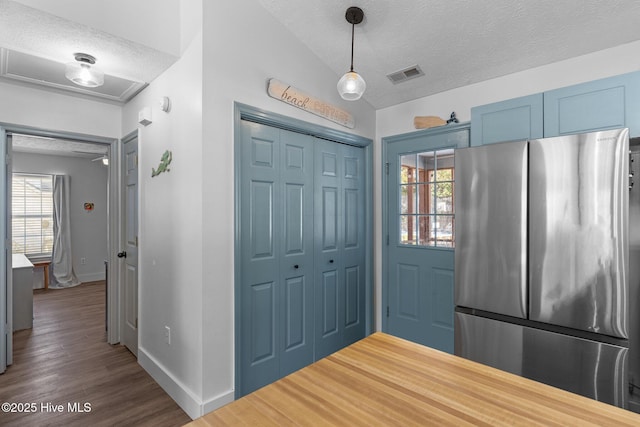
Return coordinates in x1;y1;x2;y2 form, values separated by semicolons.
12;152;108;285
0;81;121;138
373;40;640;330
179;0;202;55
122;31;204;418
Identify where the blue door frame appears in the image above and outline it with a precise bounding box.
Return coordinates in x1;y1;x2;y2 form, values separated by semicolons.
233;103;374;398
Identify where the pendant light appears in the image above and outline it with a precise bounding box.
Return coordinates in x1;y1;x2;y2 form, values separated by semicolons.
337;6;366;101
65;53;104;88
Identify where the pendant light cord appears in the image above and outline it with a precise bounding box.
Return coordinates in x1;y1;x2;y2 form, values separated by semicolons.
350;21;355;72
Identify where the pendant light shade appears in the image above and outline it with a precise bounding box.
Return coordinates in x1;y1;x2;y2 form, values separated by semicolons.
337;71;366;101
65;53;104;88
337;7;366;101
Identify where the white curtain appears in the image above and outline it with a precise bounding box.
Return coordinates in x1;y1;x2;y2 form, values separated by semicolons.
51;175;80;288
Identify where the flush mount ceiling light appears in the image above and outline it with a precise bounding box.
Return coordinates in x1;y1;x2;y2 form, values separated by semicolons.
337;6;366;101
65;53;104;88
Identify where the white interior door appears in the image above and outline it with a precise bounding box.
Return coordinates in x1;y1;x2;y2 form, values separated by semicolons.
121;135;138;356
0;129;11;372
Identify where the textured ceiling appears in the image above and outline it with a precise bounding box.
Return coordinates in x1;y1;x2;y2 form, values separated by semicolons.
1;1;640;109
258;0;640;109
0;0;177;100
12;134;108;159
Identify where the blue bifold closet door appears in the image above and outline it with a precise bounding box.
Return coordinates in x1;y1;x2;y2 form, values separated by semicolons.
238;121;365;396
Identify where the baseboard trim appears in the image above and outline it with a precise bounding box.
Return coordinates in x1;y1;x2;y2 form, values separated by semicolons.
138;347;202;420
202;390;235;415
78;272;106;283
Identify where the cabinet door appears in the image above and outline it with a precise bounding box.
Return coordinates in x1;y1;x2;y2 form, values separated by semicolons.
470;94;543;146
544;71;640;137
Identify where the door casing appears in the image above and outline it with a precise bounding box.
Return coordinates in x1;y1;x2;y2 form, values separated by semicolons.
233;103;374;398
0;122;121;345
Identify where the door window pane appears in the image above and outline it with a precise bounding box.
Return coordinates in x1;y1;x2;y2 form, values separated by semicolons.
435;215;454;247
400;154;416;184
398;149;455;248
400;215;416;245
435;183;454;214
400;184;416;215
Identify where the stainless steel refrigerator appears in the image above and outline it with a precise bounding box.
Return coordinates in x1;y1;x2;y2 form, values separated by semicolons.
454;128;640;411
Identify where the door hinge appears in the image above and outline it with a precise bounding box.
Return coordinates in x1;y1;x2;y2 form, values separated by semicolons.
135;318;138;328
386;235;389;246
135;154;138;167
135;236;138;247
386;306;390;317
385;162;389;175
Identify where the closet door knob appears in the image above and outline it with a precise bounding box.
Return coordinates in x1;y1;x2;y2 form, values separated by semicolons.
329;259;334;264
294;264;299;269
117;251;127;258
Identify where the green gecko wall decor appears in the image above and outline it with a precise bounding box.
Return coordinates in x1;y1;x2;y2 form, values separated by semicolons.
152;150;172;177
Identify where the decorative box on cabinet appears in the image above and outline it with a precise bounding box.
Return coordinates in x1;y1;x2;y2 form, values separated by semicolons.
543;71;640;137
470;94;543;146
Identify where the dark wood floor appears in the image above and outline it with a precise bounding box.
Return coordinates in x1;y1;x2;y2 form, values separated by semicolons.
0;281;191;427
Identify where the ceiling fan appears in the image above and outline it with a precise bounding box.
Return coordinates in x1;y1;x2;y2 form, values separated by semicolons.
71;150;109;165
91;155;109;165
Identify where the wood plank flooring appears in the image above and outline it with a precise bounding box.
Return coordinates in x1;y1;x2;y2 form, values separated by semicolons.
0;281;191;427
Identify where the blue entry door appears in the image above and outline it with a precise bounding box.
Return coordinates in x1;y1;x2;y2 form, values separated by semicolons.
314;139;366;359
239;121;314;395
384;128;468;353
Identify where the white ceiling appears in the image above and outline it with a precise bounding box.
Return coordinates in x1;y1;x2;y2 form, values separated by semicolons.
259;0;640;109
11;134;108;159
0;0;640;109
0;0;178;102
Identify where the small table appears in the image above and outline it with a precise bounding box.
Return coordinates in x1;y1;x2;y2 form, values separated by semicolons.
32;260;51;290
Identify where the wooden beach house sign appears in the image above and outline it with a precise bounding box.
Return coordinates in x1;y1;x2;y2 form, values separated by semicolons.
267;78;355;129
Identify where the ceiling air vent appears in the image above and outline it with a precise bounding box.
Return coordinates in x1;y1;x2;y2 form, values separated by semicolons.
386;65;424;84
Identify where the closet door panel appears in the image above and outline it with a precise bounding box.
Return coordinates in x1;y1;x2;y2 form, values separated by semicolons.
278;129;315;377
314;139;343;359
240;122;281;394
341;145;366;345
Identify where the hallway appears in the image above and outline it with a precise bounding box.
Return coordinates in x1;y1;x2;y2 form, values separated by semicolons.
0;282;190;426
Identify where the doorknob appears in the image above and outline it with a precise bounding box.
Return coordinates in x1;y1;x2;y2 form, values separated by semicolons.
294;264;299;269
117;251;127;258
329;259;334;264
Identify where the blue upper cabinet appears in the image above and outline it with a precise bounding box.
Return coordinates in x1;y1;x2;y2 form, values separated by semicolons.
470;94;543;146
544;71;640;137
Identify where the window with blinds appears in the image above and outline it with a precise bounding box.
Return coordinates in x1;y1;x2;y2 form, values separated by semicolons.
12;173;54;256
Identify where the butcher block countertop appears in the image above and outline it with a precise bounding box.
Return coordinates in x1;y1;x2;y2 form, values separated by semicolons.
186;333;640;426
